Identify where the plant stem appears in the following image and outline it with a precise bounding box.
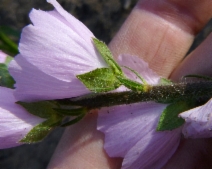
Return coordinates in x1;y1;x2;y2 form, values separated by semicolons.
57;81;212;109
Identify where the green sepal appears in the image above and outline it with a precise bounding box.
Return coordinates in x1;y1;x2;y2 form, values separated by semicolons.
116;75;144;91
122;66;147;84
17;101;60;119
157;101;195;131
77;68;120;92
184;74;212;81
93;38;123;76
159;78;173;85
20;117;62;143
54;107;87;116
61;112;86;127
0;63;15;89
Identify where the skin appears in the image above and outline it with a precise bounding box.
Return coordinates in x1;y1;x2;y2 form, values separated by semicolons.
48;0;212;168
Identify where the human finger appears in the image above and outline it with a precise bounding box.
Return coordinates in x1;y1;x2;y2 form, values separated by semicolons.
48;0;212;168
164;32;212;168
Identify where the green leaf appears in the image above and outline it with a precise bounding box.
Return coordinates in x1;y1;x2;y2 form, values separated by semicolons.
159;78;173;85
77;68;120;92
0;26;20;38
93;38;123;76
116;75;144;91
20;117;62;143
0;63;15;88
0;31;18;55
157;101;195;131
17;101;60;119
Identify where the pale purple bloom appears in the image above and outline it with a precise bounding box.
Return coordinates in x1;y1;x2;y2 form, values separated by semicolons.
5;0;183;165
0;50;7;63
0;87;44;149
9;0;107;102
179;99;212;138
98;54;181;169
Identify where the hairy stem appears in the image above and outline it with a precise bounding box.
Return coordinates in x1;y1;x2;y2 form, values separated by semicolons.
57;81;212;109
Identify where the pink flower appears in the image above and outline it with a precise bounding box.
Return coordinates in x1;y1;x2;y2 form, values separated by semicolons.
179;99;212;138
9;0;107;102
6;0;182;165
0;50;7;63
97;54;181;169
0;87;44;149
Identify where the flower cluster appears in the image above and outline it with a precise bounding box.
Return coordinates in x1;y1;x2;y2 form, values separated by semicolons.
0;0;212;168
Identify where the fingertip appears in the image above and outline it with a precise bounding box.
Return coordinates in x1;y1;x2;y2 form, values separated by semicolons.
48;112;122;169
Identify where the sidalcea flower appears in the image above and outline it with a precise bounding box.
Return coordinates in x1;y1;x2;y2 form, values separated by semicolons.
5;0;200;165
0;50;7;63
97;54;182;169
9;0;107;102
179;98;212;138
0;87;44;149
